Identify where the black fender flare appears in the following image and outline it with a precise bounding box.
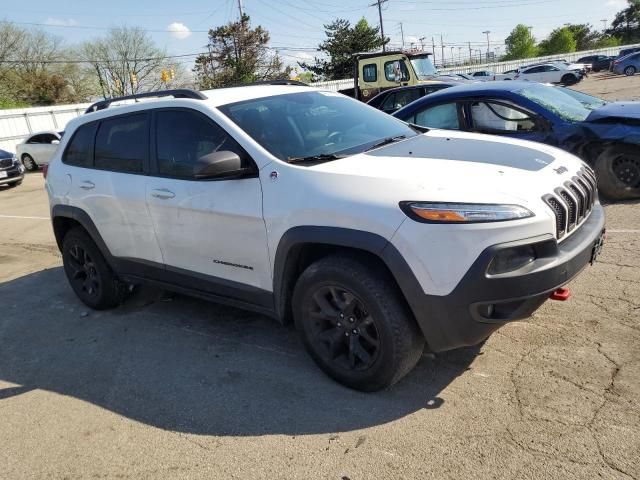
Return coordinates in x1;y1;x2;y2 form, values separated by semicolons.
51;205;115;263
272;226;425;326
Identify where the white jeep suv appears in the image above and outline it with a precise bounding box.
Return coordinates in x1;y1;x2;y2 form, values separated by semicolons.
46;85;605;391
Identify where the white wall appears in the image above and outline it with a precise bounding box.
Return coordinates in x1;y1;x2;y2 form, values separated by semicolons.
0;103;90;153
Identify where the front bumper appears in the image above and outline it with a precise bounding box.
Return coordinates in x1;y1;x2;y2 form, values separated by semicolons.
0;166;24;185
403;204;605;352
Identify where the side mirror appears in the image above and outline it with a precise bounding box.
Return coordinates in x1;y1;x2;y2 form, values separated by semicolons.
193;150;246;179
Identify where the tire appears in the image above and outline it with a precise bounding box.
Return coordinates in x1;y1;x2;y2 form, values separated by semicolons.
594;146;640;200
624;66;636;76
7;180;22;188
292;254;424;391
21;154;37;171
62;227;123;310
561;74;578;85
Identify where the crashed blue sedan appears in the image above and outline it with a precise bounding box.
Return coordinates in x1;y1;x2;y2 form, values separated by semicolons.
393;81;640;200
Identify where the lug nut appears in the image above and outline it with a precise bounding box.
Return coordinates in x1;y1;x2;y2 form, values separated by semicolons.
339;313;344;319
345;332;350;337
352;329;358;334
337;322;342;327
349;317;355;323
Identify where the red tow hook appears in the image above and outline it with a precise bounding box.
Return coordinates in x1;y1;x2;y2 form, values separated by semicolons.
550;287;571;301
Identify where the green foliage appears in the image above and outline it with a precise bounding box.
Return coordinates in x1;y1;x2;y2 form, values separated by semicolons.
538;27;577;56
565;24;601;50
503;24;538;60
595;35;621;48
299;18;387;80
194;15;291;89
607;0;640;43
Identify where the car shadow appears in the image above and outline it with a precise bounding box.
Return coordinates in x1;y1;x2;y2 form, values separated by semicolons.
0;267;481;436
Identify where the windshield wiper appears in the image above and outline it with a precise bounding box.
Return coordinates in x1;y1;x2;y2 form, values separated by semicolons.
364;135;407;152
287;153;348;164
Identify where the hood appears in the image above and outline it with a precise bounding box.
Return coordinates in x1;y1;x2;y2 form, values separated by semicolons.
586;102;640;122
310;130;585;206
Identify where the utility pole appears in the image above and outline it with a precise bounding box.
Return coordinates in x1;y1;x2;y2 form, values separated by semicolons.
601;18;608;31
370;0;388;51
482;30;491;57
468;42;472;64
399;22;405;49
440;34;444;67
419;36;426;51
238;0;244;18
432;36;436;60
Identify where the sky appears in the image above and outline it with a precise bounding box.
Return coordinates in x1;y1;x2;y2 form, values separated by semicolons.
0;0;630;71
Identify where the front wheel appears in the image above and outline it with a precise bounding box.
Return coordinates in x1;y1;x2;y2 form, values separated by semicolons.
624;66;636;76
594;146;640;200
62;227;123;310
561;74;578;85
292;254;424;391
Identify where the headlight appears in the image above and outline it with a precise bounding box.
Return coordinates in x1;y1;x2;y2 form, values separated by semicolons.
399;202;534;223
13;155;25;173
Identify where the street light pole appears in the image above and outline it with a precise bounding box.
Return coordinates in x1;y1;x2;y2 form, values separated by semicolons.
482;30;491;57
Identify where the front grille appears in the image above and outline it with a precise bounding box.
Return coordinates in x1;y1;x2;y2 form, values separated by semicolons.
543;167;597;240
0;158;13;169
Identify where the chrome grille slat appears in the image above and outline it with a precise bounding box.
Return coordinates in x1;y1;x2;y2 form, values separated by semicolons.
544;168;597;240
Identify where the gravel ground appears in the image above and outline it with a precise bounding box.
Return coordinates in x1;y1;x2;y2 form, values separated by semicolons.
0;73;638;479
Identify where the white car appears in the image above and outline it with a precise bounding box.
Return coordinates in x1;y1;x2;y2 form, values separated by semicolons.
514;64;582;84
493;69;519;81
16;130;62;171
45;85;605;391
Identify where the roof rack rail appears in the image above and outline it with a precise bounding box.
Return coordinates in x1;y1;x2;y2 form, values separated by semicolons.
84;89;207;114
244;80;310;87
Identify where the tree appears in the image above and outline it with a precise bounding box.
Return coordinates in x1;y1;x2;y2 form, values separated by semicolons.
299;18;386;80
607;0;640;43
194;15;290;89
82;27;175;98
564;24;600;50
503;24;538;60
538;27;577;56
595;35;621;48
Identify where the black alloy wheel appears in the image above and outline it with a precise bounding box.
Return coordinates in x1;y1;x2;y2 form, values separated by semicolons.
306;285;380;371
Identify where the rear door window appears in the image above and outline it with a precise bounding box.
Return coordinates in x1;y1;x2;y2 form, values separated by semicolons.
413;103;461;130
94;113;147;173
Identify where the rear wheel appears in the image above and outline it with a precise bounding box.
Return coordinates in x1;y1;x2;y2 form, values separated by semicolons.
594;146;640;200
292;254;424;391
624;66;636;76
21;154;37;171
62;227;123;310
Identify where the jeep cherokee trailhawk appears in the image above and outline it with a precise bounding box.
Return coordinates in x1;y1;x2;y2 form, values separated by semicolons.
46;85;605;391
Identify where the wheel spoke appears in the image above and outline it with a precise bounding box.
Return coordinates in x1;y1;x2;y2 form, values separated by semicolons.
349;335;372;367
358;328;379;348
328;286;347;310
313;290;339;317
341;292;358;316
68;260;85;280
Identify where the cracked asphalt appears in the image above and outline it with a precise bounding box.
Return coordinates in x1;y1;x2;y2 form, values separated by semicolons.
0;73;639;479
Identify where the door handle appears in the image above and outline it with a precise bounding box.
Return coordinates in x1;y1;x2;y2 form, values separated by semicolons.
79;181;95;190
151;188;175;200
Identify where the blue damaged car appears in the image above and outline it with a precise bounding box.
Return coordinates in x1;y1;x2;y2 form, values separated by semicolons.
393;81;640;200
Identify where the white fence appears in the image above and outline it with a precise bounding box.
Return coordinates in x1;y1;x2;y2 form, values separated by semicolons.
310;43;640;92
0;103;90;153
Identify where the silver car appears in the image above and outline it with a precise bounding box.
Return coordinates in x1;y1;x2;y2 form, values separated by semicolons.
16;130;62;171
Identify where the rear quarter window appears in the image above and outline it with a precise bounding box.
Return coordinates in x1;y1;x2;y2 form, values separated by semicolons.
62;122;98;167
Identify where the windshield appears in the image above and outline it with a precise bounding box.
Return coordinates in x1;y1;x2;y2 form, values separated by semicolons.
218;91;417;162
517;84;602;122
410;56;438;79
560;88;608;110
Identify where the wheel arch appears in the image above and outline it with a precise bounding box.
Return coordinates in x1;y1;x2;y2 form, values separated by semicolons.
272;227;422;327
52;205;114;262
